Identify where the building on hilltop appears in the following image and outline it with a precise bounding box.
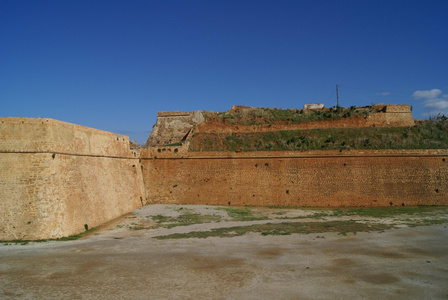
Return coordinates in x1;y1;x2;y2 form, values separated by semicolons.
303;103;325;110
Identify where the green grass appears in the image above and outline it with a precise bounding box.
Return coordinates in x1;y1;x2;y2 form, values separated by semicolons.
0;227;97;244
164;142;183;146
267;205;299;209
150;210;222;228
330;206;448;218
405;218;448;227
190;119;448;151
218;207;269;221
153;205;448;239
154;216;448;240
153;220;395;239
211;106;376;126
6;206;446;243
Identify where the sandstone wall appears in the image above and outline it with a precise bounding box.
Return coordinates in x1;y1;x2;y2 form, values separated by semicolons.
146;111;204;146
141;149;448;207
1;118;131;156
0;118;145;240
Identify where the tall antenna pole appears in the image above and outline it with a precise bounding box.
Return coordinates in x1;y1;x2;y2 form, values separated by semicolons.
336;84;339;107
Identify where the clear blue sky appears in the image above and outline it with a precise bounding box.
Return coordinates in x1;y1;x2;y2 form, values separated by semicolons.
1;0;447;144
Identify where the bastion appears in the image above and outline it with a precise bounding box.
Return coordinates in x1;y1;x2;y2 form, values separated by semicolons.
1;104;447;240
0;118;144;240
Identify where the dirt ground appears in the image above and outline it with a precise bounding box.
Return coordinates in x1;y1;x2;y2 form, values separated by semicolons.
1;205;448;300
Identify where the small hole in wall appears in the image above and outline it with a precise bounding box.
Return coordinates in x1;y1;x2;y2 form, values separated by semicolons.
157;149;161;153
255;164;258;167
265;162;270;167
286;190;290;195
132;165;135;167
435;189;439;193
174;148;178;153
84;224;89;231
343;163;347;167
228;201;231;206
402;203;405;206
443;158;446;162
389;202;393;206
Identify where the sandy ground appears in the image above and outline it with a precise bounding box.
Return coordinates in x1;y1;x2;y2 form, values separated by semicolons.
1;204;448;300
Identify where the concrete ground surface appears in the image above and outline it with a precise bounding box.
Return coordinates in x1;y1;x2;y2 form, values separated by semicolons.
1;204;448;300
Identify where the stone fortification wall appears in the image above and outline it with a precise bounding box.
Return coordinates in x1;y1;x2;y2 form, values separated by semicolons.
145;111;204;146
140;149;448;207
0;118;145;240
1;117;131;157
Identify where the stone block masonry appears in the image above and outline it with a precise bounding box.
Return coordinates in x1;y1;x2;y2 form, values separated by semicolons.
0;118;145;240
1;105;446;241
141;149;448;207
146;111;204;146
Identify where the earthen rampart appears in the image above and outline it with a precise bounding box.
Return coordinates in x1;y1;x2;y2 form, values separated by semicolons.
195;105;414;134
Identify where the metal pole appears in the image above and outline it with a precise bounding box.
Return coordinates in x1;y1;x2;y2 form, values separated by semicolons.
336;84;339;107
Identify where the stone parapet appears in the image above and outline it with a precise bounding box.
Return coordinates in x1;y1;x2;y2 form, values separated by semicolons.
0;118;132;157
0;118;145;241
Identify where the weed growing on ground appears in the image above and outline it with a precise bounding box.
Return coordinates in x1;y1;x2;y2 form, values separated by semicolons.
151;212;221;228
0;227;98;244
153;220;394;240
152;205;448;239
218;207;269;221
330;206;448;218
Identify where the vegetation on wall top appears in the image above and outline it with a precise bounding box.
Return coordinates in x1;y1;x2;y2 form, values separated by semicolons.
190;115;448;152
203;106;380;126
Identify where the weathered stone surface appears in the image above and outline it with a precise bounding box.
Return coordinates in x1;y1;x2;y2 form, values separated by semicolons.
0;118;144;240
145;110;204;146
0;104;445;241
141;149;448;207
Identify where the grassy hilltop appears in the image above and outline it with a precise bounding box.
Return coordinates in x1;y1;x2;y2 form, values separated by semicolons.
206;105;376;125
189;107;448;151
